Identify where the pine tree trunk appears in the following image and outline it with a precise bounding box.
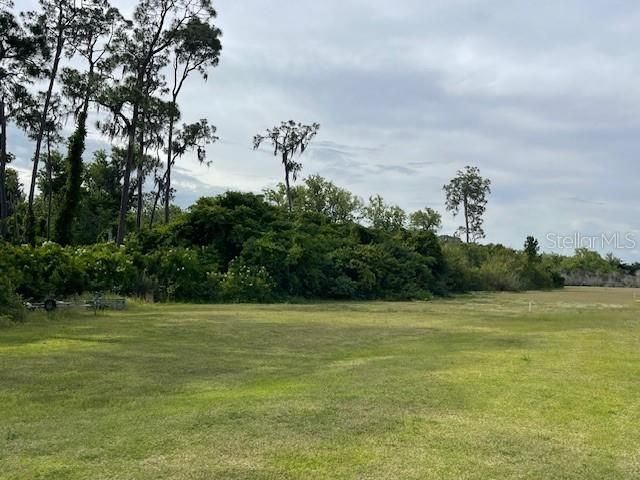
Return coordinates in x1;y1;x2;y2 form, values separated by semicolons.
463;193;470;243
283;153;292;212
136;115;145;231
116;63;147;245
26;19;65;245
164;119;174;224
150;168;167;228
149;188;160;228
46;134;53;241
0;97;7;237
116;107;139;245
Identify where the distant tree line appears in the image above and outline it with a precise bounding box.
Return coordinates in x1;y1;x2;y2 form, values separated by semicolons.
3;173;637;323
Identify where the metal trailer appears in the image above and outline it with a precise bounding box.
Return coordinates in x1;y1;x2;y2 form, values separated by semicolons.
25;294;126;312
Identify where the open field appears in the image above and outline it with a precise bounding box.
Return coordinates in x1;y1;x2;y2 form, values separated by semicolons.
1;287;640;479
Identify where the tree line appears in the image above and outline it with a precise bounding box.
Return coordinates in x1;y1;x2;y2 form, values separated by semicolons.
0;186;567;322
2;169;638;323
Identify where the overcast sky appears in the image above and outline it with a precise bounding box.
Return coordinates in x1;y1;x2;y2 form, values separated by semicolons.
9;0;640;260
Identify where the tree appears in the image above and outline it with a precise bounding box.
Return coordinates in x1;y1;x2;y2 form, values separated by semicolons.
56;0;122;245
2;167;24;241
443;166;491;243
253;121;320;212
37;149;65;240
363;194;406;232
302;174;363;223
104;0;217;244
164;16;221;224
524;236;540;263
409;207;442;233
264;174;363;223
12;89;64;241
22;0;79;244
136;75;170;231
0;2;39;237
150;119;217;227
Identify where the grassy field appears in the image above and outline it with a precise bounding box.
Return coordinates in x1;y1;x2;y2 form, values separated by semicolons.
1;287;639;479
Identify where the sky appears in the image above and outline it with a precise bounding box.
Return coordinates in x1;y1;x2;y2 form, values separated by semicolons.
8;0;640;260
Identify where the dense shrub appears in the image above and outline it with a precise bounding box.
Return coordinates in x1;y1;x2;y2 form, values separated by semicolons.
3;243;85;299
441;242;561;292
0;276;25;323
210;259;275;303
144;247;215;301
476;256;523;291
76;243;138;294
0;193;571;305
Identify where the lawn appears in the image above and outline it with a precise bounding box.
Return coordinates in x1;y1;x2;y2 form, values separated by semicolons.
1;287;639;479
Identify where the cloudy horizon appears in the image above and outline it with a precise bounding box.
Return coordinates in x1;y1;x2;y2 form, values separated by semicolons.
8;0;640;261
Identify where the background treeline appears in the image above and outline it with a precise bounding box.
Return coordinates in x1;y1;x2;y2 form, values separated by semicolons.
0;185;561;311
3;175;638;323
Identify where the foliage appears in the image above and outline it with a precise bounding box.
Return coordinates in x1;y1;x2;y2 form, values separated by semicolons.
441;241;561;292
443;165;491;243
0;191;577;305
75;243;137;294
253;121;320;212
55;111;86;245
409;207;442;233
560;247;618;275
210;259;275;303
0;273;25;322
1;242;85;299
265;174;363;223
363;195;406;232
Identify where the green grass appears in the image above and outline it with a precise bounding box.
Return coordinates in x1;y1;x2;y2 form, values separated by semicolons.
1;287;640;479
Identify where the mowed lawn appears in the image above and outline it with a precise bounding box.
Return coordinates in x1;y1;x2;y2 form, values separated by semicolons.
1;288;640;479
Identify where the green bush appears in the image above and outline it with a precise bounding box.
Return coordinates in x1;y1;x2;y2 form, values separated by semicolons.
441;242;559;292
476;257;523;291
210;259;275;303
76;243;138;294
144;247;215;301
0;276;25;322
6;243;85;299
0;193;569;305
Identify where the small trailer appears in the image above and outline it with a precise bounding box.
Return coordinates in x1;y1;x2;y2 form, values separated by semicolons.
85;295;126;311
25;299;71;312
25;294;126;312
